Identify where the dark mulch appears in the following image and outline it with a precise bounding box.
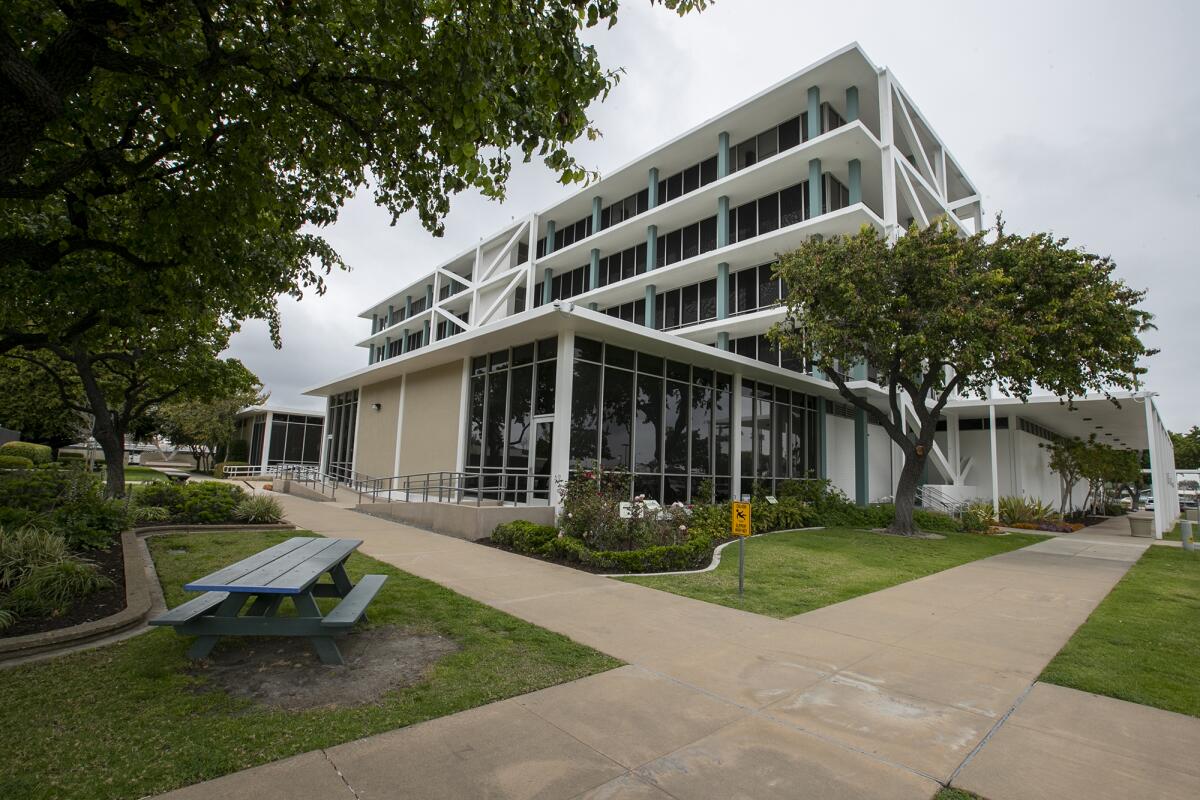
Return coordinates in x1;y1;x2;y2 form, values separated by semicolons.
2;537;128;638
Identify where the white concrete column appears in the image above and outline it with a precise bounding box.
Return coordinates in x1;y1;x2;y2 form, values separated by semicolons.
988;398;1000;517
351;386;363;476
455;359;470;473
877;70;898;242
260;411;274;472
392;375;407;479
1144;395;1165;539
550;330;575;510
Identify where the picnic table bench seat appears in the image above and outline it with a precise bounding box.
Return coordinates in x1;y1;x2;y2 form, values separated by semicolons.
150;537;387;665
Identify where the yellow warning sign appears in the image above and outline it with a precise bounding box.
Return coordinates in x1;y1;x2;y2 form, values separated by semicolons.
731;501;751;537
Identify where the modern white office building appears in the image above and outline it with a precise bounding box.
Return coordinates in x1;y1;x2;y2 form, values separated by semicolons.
306;44;1178;536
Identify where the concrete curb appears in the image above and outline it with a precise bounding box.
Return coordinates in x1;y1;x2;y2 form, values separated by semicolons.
600;527;826;578
0;522;296;664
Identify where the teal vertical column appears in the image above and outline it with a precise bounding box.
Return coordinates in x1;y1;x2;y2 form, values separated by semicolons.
644;285;656;328
371;313;379;334
648;167;659;208
807;86;821;139
387;305;394;327
405;295;412;318
588;248;600;292
848;159;862;205
818;399;828;479
717;132;730;178
808;158;822;217
545;220;556;254
854;409;869;506
401;328;409;353
845;85;859;122
716;196;729;247
646;225;657;271
591;197;601;232
716;262;730;318
368;344;375;365
425;284;433;308
422;319;430;346
383;336;391;361
717;332;730;351
542;267;552;305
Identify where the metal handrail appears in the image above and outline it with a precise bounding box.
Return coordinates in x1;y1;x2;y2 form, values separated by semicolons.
916;484;965;517
360;468;554;507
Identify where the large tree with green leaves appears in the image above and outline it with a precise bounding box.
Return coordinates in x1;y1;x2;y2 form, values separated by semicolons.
2;0;705;489
7;316;258;495
155;361;264;473
1171;427;1200;470
0;358;90;454
773;218;1154;535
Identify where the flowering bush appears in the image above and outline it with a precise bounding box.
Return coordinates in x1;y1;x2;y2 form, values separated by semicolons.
556;466;693;551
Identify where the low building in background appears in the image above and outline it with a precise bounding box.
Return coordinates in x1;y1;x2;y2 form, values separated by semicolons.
233;405;326;473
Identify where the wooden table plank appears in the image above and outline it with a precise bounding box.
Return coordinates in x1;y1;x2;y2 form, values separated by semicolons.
193;538;337;593
184;537;312;590
265;539;361;593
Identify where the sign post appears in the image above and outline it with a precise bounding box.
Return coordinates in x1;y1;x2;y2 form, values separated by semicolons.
731;501;751;597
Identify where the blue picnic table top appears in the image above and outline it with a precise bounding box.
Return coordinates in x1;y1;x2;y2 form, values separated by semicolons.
185;536;363;595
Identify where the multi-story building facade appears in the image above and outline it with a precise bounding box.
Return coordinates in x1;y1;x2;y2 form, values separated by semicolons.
306;44;1178;536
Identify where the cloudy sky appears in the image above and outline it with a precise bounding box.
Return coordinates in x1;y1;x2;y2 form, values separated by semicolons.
226;0;1200;431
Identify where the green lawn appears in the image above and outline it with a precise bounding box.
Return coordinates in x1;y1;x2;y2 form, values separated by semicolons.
1162;519;1198;541
121;465;168;482
622;527;1047;618
1040;546;1200;717
0;531;619;800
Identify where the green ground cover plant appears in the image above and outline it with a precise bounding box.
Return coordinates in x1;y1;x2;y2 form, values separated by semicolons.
622;527;1046;618
0;526;111;631
1040;546;1200;717
0;530;619;800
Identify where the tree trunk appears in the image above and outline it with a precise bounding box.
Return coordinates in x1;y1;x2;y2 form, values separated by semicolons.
889;449;926;535
69;341;126;497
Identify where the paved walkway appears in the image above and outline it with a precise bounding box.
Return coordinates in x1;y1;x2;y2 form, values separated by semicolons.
159;500;1200;799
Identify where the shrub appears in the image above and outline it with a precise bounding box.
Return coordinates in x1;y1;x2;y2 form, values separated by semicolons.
0;455;34;470
232;495;284;524
543;531;717;573
181;482;245;524
50;488;129;550
0;441;52;465
0;527;71;591
130;505;171;524
131;482;186;516
491;519;558;552
998;495;1058;525
4;559;113;618
212;461;248;479
961;502;998;533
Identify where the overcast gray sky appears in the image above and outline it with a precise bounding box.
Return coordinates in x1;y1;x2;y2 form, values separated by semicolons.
226;0;1200;431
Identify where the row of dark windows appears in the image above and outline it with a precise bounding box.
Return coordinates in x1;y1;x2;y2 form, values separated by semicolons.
533;102;849;258
739;378;823;498
730;334;812;375
266;414;323;467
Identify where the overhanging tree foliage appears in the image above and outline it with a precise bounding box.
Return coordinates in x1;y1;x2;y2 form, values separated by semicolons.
156;361;264;473
0;358;91;455
2;0;705;488
773;218;1154;535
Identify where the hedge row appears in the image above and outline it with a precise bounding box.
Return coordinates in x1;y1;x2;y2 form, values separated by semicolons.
491;519;715;573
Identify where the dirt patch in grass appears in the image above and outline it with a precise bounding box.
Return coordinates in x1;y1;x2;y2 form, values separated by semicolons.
190;625;460;711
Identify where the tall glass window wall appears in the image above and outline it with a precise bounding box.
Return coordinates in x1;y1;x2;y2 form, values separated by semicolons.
465;338;558;502
326;390;358;480
739;380;821;497
267;413;324;466
569;337;734;504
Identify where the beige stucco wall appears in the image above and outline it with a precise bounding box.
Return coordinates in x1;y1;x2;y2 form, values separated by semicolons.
355;377;404;477
397;360;464;475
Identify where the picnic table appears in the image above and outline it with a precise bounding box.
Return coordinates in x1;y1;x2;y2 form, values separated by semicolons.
150;537;387;665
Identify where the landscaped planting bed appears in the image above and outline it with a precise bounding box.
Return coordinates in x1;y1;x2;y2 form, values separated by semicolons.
1040;546;1200;717
488;469;989;576
0;530;620;800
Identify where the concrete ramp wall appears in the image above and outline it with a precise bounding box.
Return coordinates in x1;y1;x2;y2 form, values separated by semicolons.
355;501;555;541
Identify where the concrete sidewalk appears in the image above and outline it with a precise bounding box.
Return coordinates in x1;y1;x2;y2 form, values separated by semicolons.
158;497;1200;799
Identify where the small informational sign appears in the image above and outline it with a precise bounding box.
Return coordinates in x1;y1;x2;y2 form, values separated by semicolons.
618;502;632;519
731;501;751;537
765;495;778;505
